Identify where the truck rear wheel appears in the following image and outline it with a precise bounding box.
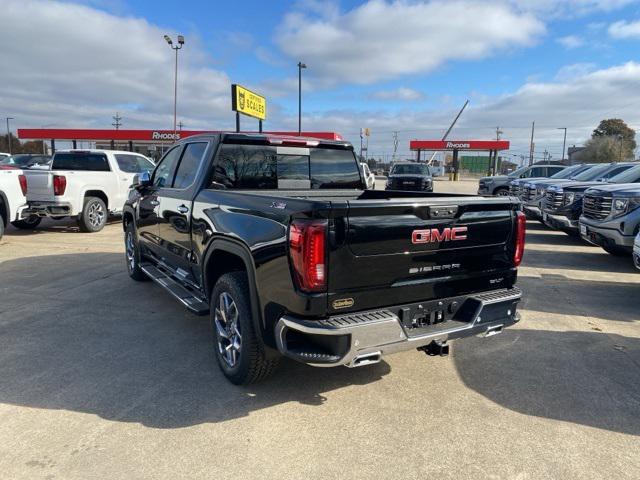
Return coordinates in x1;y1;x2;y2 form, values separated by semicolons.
494;187;510;196
79;197;107;232
11;216;42;230
210;272;278;385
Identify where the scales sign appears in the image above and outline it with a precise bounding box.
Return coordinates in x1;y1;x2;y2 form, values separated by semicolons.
232;84;266;120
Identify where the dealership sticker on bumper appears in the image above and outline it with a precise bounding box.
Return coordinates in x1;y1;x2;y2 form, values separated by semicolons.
580;224;587;236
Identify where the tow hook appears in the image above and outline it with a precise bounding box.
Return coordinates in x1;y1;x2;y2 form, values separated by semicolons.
418;340;449;357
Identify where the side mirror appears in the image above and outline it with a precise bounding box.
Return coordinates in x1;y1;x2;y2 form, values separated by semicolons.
133;170;152;189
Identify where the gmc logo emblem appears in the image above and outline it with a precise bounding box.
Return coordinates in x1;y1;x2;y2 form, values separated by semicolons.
412;226;468;244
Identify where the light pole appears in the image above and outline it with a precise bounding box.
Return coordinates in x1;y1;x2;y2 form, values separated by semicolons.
5;117;14;154
618;134;624;161
164;34;185;139
557;127;567;162
297;62;306;135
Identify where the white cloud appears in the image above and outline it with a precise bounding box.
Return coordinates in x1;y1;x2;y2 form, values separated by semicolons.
289;62;640;161
608;19;640;39
554;62;596;81
0;0;233;130
276;0;545;85
509;0;638;17
557;35;584;49
370;87;425;101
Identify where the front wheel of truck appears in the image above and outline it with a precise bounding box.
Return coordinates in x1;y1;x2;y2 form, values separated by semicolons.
211;271;278;385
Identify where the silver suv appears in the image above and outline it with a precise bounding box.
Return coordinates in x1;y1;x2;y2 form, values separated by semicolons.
478;164;566;196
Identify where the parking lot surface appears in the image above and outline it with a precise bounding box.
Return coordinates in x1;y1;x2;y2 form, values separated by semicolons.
1;178;639;480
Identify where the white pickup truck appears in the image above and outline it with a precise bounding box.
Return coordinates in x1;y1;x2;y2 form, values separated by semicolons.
0;169;42;239
23;149;155;232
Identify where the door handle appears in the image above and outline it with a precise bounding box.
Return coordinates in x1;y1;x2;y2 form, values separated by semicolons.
177;205;189;214
150;200;159;206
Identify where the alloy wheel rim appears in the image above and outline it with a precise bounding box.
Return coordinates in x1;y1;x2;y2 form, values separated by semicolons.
88;202;105;227
214;292;242;368
125;231;135;272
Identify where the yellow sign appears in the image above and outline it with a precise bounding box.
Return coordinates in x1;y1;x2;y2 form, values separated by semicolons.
231;84;266;120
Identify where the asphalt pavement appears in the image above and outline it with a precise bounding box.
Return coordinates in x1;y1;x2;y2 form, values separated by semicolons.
0;178;639;479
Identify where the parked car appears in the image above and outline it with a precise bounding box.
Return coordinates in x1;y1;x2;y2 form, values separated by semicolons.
123;132;525;384
360;162;376;189
22;149;154;232
0;169;41;239
0;154;51;170
578;167;640;255
515;164;596;220
386;161;433;191
542;162;637;235
478;163;566;196
0;152;10;162
633;232;640;269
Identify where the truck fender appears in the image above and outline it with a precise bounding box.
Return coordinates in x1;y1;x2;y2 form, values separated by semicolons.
80;187;110;213
202;238;269;345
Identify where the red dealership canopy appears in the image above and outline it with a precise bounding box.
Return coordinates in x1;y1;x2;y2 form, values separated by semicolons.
17;128;344;143
410;140;510;151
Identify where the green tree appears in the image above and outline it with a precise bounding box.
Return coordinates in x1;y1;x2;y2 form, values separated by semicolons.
580;119;637;162
592;118;636;152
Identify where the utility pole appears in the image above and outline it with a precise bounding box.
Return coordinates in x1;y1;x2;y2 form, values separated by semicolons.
495;126;503;141
178;121;184;131
529;121;535;166
557;127;567;162
392;131;399;161
112;112;122;130
5;117;14;155
543;149;549;162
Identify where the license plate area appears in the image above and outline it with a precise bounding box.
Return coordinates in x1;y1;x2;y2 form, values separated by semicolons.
396;295;468;337
580;224;587;236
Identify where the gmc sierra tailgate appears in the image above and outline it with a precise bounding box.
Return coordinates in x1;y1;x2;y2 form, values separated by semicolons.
24;170;55;202
327;196;519;313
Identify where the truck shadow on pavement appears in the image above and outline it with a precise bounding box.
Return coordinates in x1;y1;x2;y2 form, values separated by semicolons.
0;253;390;429
454;328;640;436
4;217;122;235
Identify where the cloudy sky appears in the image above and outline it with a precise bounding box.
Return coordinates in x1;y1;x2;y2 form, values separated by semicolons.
3;0;640;161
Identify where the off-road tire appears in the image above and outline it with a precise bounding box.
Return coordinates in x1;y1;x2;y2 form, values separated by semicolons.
79;196;107;232
211;271;279;385
494;187;510;196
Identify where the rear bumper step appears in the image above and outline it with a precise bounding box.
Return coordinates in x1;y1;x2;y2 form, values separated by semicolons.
275;287;522;367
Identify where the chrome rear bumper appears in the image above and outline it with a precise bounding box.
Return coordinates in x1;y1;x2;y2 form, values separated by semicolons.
275;288;522;367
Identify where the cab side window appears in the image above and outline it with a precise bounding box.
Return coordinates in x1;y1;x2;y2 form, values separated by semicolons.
173;142;208;189
153;146;182;188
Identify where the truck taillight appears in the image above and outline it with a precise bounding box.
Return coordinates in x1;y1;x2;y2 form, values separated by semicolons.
289;219;327;292
53;175;66;196
514;211;526;267
18;174;27;195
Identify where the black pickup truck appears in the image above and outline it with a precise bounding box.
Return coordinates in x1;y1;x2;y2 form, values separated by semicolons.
123;133;525;384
